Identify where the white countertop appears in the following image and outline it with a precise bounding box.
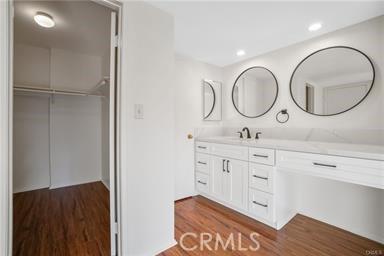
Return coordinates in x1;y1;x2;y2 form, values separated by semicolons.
196;136;384;161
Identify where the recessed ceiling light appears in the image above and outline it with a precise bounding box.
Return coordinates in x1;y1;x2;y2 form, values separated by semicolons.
308;22;322;32
34;12;55;28
236;50;245;56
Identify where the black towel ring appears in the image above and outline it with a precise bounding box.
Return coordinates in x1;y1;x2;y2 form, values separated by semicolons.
276;109;289;123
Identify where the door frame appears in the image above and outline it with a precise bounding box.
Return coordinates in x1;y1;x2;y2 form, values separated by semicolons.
1;0;123;255
0;2;12;255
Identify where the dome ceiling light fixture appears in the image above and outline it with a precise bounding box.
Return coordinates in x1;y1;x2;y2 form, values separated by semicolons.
34;12;55;28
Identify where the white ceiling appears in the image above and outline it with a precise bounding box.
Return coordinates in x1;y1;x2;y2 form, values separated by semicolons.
149;1;384;67
14;0;112;56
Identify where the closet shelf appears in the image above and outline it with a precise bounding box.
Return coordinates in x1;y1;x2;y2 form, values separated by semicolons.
13;85;105;97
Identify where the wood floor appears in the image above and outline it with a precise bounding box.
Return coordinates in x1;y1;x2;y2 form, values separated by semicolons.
13;182;110;256
14;185;383;256
160;196;384;256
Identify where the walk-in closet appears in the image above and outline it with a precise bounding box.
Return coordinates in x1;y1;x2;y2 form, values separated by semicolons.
12;1;119;255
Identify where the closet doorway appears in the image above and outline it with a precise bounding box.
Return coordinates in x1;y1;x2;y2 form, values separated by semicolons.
12;0;121;255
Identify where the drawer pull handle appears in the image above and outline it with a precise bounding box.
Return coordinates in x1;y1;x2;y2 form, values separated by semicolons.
222;159;226;172
313;162;337;168
197;161;207;165
197;180;207;185
253;154;269;158
226;160;230;173
252;174;268;180
252;200;268;208
198;146;207;149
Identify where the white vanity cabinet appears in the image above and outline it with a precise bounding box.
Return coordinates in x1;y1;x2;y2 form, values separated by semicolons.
248;188;275;222
195;141;277;227
210;156;249;211
210;156;226;199
195;153;210;174
195;137;384;241
195;172;210;194
249;163;275;194
224;158;249;209
247;149;276;224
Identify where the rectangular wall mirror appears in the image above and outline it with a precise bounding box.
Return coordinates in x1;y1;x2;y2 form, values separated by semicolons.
202;79;222;121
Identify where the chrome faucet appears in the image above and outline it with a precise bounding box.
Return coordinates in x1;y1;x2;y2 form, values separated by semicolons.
242;127;251;139
255;132;262;140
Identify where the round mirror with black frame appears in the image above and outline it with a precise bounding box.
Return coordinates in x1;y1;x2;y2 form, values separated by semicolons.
290;46;375;116
232;66;278;118
203;80;216;119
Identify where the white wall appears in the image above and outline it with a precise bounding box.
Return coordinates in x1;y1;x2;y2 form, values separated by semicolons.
14;44;104;91
222;16;384;130
50;96;103;188
120;2;176;255
13;95;50;192
14;44;50;87
13;43;106;191
174;55;223;200
50;48;103;91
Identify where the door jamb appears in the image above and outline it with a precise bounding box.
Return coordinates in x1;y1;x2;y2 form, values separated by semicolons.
3;0;124;255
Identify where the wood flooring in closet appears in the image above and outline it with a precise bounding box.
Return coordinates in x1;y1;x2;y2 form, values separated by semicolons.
13;182;110;256
159;196;384;256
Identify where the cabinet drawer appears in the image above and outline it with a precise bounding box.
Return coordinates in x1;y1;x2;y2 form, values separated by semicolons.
210;143;248;161
249;147;275;166
195;153;210;174
196;172;210;194
248;188;275;222
249;163;274;194
196;141;210;153
276;150;384;189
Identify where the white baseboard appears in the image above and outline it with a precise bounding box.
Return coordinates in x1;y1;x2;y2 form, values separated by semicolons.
13;185;49;194
101;179;110;190
150;239;178;256
14;179;103;193
49;179;101;190
276;211;297;230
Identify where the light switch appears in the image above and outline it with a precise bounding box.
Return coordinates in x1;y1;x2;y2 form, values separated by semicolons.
134;104;144;119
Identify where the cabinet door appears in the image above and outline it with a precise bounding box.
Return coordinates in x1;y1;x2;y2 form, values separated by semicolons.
224;159;248;210
211;156;226;200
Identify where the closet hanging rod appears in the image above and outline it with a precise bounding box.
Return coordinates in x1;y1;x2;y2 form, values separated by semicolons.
14;85;105;97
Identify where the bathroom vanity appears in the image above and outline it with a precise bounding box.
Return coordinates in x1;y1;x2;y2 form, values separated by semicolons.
194;137;384;230
193;37;384;243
